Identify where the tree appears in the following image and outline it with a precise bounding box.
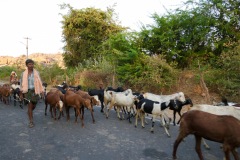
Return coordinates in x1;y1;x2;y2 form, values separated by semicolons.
100;32;177;91
60;4;125;67
188;0;240;55
138;10;213;68
138;0;240;68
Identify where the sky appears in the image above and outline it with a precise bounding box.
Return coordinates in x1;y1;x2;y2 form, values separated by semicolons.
0;0;185;57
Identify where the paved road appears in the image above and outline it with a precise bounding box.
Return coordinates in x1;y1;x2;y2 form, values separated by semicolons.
0;98;237;160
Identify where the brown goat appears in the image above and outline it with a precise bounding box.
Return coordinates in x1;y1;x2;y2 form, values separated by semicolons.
45;91;64;120
49;88;64;101
63;90;93;127
75;90;96;124
173;110;240;160
0;84;12;105
233;104;240;107
75;90;100;107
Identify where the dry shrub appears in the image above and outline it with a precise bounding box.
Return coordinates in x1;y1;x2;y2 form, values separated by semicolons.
75;70;112;89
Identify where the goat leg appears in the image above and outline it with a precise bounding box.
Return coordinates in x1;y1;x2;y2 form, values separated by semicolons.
231;148;239;160
135;110;139;128
150;121;155;133
53;108;56;120
194;135;204;160
90;109;95;123
173;135;185;159
127;112;132;123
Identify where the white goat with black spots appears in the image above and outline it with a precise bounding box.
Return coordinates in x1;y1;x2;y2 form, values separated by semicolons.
135;98;177;137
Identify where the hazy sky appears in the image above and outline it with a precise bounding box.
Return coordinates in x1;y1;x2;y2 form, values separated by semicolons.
0;0;184;57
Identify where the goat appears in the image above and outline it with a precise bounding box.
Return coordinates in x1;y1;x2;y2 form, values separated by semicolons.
54;82;68;94
0;84;12;105
12;88;24;109
213;97;240;107
143;92;186;103
76;90;100;107
106;89;135;123
88;88;104;112
103;88;131;115
11;83;24;108
103;89;116;114
103;87;129;113
63;90;86;127
105;86;124;92
140;92;186;126
189;104;240;149
68;85;81;91
64;89;95;126
233;104;240;107
76;91;96;124
190;104;240;119
45;91;64;120
169;98;193;126
173;110;240;160
135;98;177;137
42;82;48;99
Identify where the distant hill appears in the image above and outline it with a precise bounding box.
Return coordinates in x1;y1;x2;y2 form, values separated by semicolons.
0;53;65;68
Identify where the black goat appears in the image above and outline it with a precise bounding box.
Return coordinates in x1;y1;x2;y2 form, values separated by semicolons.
88;88;104;112
169;98;193;126
105;86;124;92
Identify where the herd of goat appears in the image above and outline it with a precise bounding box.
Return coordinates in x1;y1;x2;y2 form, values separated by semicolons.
0;81;239;160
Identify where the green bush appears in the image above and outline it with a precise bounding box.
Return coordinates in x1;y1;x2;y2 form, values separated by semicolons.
0;66;21;81
35;62;65;85
204;42;240;101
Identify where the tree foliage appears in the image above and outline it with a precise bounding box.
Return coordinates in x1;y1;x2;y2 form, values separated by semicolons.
0;66;19;80
206;40;240;99
101;32;177;91
57;1;239;99
138;0;240;68
185;0;240;55
61;4;125;67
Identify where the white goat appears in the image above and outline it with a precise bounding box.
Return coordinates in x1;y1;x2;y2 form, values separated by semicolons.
190;104;240;149
11;84;20;90
103;90;116;114
106;89;135;123
143;92;186;103
93;95;100;105
104;89;133;113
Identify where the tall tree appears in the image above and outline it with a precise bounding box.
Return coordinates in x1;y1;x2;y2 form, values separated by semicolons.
60;4;125;67
138;0;240;68
185;0;240;55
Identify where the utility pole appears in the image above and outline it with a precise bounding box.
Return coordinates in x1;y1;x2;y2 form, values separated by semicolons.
24;37;31;59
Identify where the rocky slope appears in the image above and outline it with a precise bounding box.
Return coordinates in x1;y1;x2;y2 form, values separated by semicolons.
0;53;64;68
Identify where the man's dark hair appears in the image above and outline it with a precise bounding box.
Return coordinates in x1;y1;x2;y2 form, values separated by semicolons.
25;59;34;65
